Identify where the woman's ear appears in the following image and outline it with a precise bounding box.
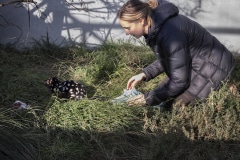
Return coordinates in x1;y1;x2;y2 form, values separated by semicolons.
138;18;146;26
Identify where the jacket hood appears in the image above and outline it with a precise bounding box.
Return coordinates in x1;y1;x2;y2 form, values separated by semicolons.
145;1;179;46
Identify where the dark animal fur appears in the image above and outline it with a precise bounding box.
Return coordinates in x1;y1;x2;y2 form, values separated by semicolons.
44;77;86;100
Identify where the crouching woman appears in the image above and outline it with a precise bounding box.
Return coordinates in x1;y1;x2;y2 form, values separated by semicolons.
117;0;235;108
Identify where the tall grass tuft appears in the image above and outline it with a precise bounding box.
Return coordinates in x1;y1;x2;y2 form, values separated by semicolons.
0;41;240;159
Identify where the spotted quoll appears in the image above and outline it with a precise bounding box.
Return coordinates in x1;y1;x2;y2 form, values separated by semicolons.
44;77;86;100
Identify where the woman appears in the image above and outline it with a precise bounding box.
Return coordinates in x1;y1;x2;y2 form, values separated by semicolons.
117;0;235;108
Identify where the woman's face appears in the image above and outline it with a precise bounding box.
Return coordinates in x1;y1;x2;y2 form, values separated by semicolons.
119;19;147;39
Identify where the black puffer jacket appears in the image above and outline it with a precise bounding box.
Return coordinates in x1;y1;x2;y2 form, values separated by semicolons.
142;1;235;105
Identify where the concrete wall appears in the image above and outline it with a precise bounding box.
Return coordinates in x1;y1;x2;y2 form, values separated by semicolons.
0;0;239;52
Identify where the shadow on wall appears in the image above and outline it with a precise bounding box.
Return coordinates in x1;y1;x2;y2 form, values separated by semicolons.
0;0;240;49
207;27;240;35
173;0;204;18
0;0;125;48
173;0;240;33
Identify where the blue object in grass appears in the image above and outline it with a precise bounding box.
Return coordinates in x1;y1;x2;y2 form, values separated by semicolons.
111;88;165;109
111;88;142;104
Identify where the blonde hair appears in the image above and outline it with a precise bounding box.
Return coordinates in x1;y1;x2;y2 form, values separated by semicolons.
147;0;158;9
117;0;158;25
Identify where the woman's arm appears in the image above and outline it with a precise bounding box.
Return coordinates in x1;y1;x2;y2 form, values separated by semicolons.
144;31;192;105
142;59;165;81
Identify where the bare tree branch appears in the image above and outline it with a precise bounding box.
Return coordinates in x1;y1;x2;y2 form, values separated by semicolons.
65;0;89;12
0;0;37;7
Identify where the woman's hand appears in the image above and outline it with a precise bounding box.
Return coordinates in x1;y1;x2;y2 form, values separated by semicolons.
127;73;146;89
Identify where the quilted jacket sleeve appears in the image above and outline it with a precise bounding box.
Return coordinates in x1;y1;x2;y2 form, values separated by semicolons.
142;60;165;81
144;31;192;105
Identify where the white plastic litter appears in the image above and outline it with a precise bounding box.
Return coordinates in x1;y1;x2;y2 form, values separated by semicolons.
13;100;29;109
